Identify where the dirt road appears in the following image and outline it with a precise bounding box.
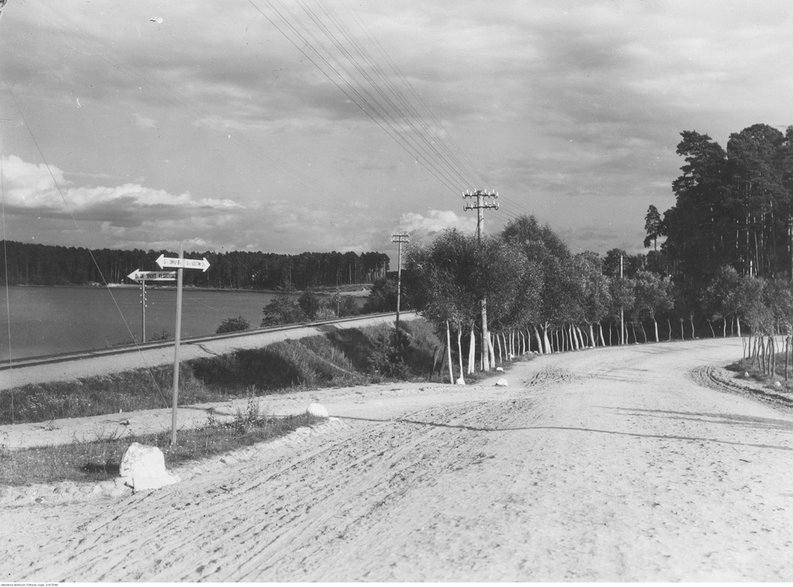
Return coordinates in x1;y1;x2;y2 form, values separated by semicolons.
2;338;792;581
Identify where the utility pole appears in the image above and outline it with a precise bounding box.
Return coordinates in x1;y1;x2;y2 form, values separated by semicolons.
140;278;147;344
620;254;625;345
463;189;499;371
391;233;409;337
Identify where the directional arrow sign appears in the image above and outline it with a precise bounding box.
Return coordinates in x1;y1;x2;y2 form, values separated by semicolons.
155;254;211;272
127;269;177;282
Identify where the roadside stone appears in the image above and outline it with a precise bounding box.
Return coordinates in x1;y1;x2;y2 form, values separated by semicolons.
307;402;329;418
456;377;466;385
119;442;179;492
495;378;509;387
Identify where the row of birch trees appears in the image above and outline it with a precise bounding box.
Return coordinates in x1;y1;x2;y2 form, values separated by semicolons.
404;215;679;384
407;214;793;384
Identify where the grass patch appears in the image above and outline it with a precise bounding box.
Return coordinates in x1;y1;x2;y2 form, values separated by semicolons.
0;400;323;486
727;354;793;391
0;320;444;426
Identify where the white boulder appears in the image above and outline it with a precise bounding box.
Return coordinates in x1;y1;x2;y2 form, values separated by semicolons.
495;367;504;372
495;378;509;387
119;442;178;492
456;377;466;385
307;402;329;418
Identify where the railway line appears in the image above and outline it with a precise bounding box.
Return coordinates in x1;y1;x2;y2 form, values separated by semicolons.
0;311;417;390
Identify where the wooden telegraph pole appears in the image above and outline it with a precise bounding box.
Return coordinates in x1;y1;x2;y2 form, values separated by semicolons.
391;233;409;336
620;254;625;345
463;189;499;371
127;268;177;343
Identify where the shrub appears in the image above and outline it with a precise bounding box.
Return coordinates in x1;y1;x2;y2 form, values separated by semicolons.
216;315;250;334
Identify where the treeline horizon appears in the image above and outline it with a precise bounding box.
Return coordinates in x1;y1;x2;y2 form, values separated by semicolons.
0;240;389;290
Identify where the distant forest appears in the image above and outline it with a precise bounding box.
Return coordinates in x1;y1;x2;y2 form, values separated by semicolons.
0;241;390;289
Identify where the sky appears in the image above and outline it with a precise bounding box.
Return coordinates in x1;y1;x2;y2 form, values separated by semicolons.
1;0;793;265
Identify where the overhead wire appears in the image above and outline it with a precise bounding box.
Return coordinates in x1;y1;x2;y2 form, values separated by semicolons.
339;0;484;189
260;0;540;229
251;0;465;195
4;83;171;405
300;0;476;190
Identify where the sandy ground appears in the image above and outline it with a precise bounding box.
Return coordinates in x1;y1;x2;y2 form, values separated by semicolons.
1;337;792;581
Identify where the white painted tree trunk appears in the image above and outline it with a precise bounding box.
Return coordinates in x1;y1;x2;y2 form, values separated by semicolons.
456;324;464;383
575;325;585;349
467;323;476;375
445;321;454;384
534;326;544;354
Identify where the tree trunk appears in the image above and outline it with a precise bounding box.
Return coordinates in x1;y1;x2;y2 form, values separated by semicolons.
707;320;716;338
736;315;742;337
653;318;659;342
640;322;648;343
608;322;613;346
495;332;503;364
785;337;789;381
679;318;685;341
542;325;552;354
456;324;464;382
467;323;476;375
598;322;606;347
667;318;673;341
589;324;596;348
722;317;727;337
445;321;454;384
759;336;766;373
488;334;496;366
689;316;696;339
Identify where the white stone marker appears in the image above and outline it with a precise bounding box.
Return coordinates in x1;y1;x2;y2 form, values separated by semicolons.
119;442;179;492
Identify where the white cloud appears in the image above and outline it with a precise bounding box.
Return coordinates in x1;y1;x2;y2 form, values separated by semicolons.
133;113;157;129
397;209;477;240
1;155;244;214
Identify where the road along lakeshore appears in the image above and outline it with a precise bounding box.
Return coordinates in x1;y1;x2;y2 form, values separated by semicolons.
1;337;792;581
0;312;417;391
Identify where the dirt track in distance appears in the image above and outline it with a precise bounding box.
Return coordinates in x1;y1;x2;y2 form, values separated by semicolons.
1;338;792;581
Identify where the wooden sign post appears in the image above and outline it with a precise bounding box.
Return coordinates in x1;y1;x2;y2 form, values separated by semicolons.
156;249;211;445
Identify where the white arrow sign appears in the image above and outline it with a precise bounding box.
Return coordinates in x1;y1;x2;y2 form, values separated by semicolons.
127;269;177;282
155;254;211;272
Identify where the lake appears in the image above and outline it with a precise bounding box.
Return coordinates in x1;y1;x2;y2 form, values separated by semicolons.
0;285;280;362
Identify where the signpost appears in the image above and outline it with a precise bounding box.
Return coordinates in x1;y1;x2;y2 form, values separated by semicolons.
155;249;211;445
155;254;210;272
127;270;177;343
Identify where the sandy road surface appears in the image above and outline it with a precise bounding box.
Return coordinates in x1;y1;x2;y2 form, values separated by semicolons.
2;338;792;581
